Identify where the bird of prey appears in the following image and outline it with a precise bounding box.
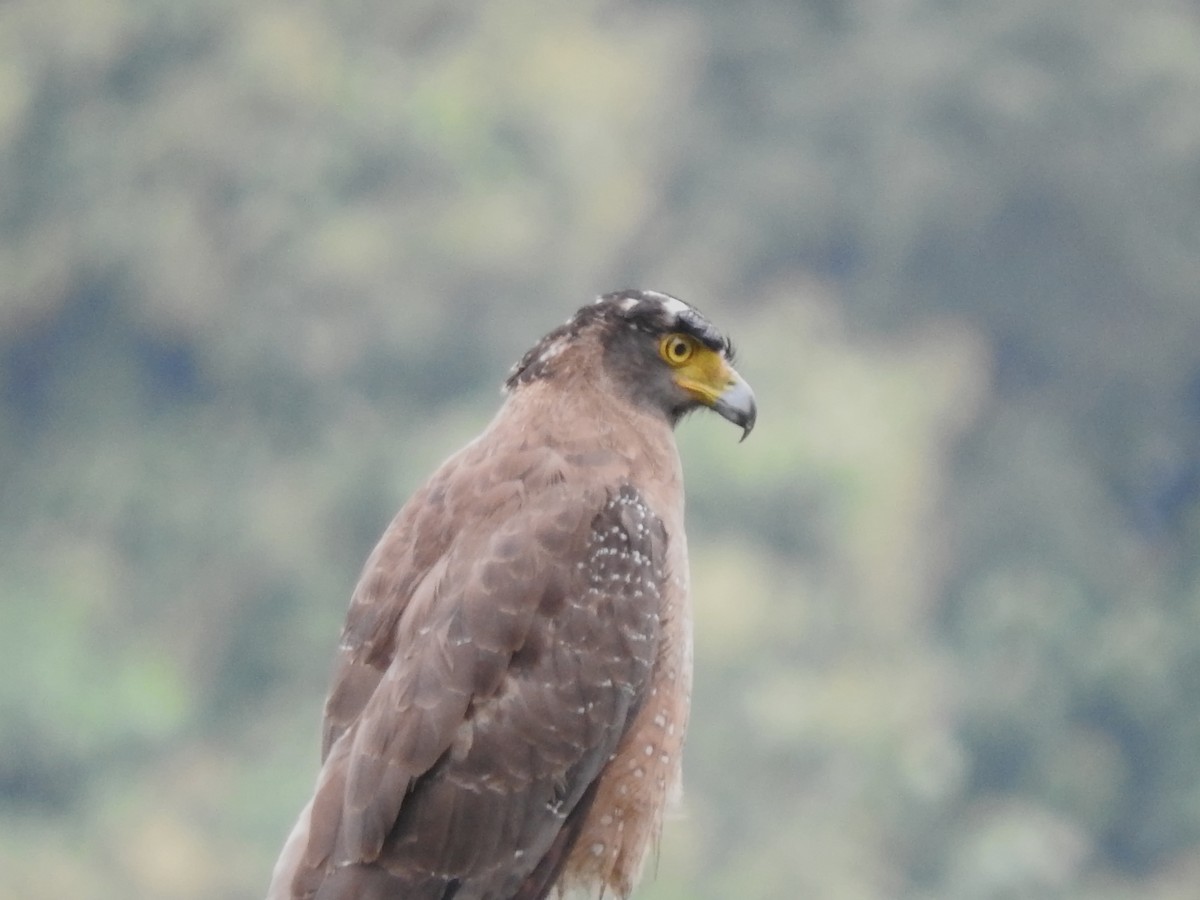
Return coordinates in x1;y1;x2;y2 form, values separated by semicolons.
268;289;756;900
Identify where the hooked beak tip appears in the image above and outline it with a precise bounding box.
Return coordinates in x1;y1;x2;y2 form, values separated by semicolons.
713;375;757;441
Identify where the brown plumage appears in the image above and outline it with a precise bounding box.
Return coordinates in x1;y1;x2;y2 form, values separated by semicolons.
268;290;756;900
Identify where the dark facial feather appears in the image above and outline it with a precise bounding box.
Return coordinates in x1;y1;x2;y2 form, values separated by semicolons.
505;290;733;391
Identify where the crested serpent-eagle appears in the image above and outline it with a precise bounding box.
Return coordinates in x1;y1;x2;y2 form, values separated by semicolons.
268;290;756;900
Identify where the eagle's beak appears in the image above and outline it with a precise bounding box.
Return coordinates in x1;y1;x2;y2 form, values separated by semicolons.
712;373;757;442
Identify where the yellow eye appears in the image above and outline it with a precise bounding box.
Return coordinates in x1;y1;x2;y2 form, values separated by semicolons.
659;333;695;366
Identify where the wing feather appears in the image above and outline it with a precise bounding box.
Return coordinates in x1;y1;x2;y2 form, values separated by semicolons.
282;434;668;900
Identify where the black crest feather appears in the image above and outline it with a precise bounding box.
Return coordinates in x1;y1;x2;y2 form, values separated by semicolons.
506;290;732;390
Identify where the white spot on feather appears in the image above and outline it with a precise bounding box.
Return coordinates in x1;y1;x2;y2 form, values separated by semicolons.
655;294;691;317
533;336;568;366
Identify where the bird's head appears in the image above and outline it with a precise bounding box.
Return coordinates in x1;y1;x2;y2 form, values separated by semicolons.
506;290;756;440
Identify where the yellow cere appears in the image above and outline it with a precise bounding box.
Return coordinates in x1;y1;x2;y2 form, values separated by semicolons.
659;334;734;406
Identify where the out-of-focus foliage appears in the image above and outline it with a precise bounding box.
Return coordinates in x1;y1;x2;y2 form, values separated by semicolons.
2;1;1199;898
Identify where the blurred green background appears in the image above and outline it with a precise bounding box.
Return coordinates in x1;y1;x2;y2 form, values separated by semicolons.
3;1;1200;898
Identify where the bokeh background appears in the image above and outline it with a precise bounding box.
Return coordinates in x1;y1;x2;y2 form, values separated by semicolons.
4;1;1200;898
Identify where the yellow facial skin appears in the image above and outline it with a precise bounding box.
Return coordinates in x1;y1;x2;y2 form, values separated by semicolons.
659;333;735;405
659;332;757;440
